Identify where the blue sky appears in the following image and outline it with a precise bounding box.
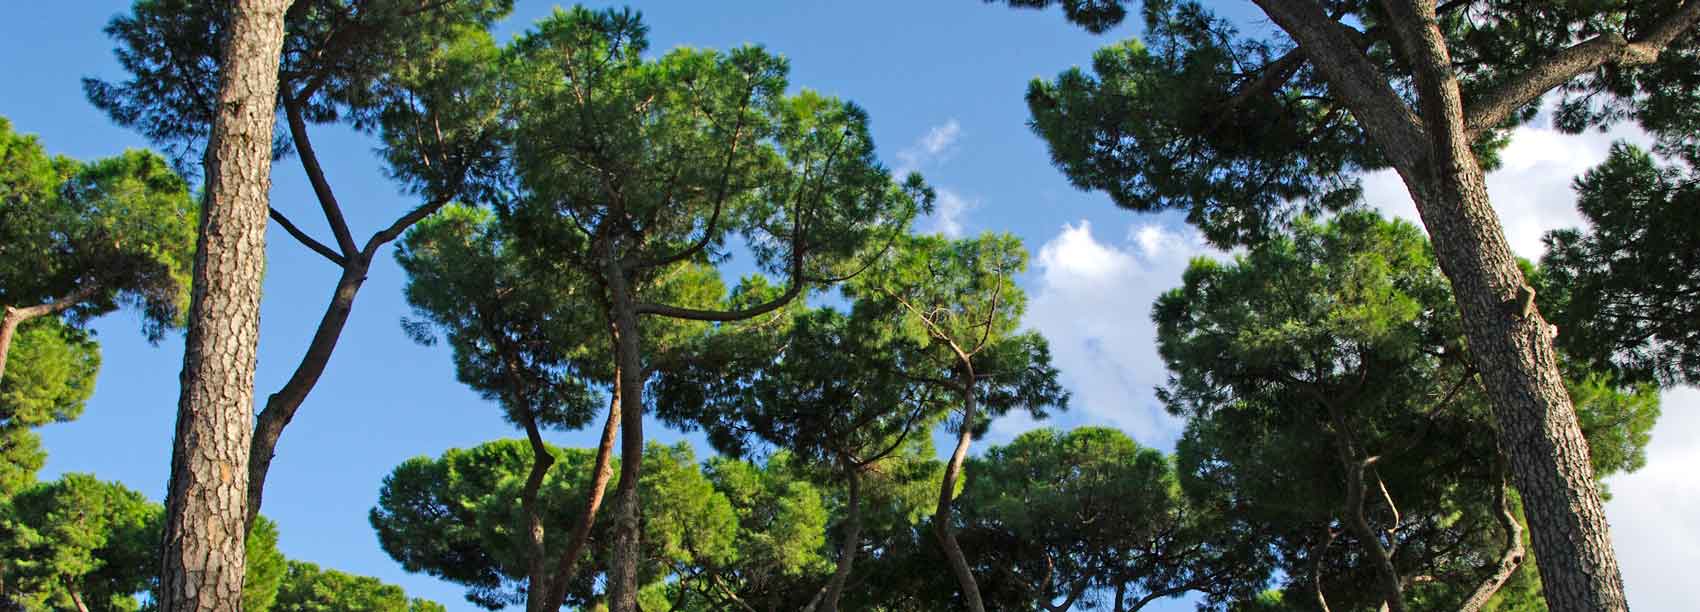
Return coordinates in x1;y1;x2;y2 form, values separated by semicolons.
4;2;1696;611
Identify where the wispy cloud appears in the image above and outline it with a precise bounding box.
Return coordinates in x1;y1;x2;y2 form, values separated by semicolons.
894;118;962;176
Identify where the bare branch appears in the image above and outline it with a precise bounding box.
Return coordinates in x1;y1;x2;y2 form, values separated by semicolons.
268;206;348;267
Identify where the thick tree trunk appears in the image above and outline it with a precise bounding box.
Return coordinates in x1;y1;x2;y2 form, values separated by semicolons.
814;467;862;612
934;371;985;612
603;268;647;612
158;1;288;610
246;260;367;528
544;375;623;610
1398;169;1625;612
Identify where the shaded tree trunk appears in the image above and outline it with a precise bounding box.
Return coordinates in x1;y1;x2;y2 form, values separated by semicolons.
813;467;862;612
1325;401;1405;612
934;368;985;612
603;264;646;612
157;0;289;610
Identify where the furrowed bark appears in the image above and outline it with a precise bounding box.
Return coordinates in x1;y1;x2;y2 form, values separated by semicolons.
245;259;367;529
1378;3;1629;609
603;262;647;612
1244;1;1638;609
158;0;288;609
934;368;986;612
544;375;623;610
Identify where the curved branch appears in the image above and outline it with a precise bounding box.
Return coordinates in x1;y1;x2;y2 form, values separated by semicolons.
283;96;358;256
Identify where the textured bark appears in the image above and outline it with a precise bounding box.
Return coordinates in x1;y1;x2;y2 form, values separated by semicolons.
1243;1;1644;609
934;369;986;612
158;1;288;610
603;265;646;612
544;376;622;610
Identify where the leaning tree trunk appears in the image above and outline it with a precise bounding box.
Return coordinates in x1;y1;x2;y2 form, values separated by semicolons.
1399;150;1625;612
1247;1;1632;608
603;267;647;612
934;368;986;612
0;285;100;382
158;1;288;610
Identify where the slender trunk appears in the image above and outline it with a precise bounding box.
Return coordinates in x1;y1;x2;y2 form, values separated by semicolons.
246;260;367;528
544;375;623;610
816;467;862;612
934;370;985;612
64;579;89;612
1459;468;1526;612
519;408;557;612
1325;401;1406;612
1112;578;1126;612
1311;527;1336;612
1398;170;1625;611
604;266;647;612
158;1;288;610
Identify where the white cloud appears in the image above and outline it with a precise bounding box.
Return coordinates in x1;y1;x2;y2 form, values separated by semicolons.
927;188;976;238
894;118;962;175
1606;386;1700;611
1015;220;1223;448
1364;120;1653;259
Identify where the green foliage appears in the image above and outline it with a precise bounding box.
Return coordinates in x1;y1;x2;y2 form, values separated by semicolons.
369;439;735;610
846;233;1068;429
86;0;514;169
1542;143;1700;386
396;204;609;430
246;516;287;612
0;318;98;498
272;561;444;612
957;427;1268;611
0;116;196;336
1155;211;1655;609
0;474;154;611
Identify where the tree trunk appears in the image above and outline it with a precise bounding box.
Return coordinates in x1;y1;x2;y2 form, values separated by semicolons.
1247;2;1633;608
934;371;985;612
603;267;647;612
158;1;288;610
1325;402;1405;612
544;374;623;610
517;402;557;612
246;259;367;528
0;309;22;384
815;467;862;612
1399;169;1625;612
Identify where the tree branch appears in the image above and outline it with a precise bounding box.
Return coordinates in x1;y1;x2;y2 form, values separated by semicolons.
1251;0;1430;170
1465;0;1700;138
283;96;359;256
268;206;347;267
